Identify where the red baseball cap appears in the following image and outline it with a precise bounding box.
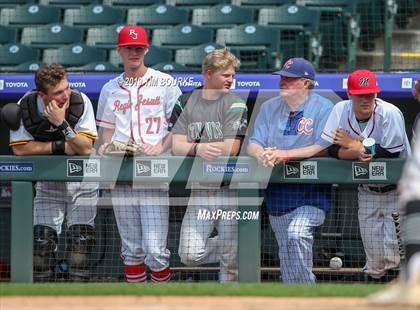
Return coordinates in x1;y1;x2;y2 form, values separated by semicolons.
347;69;381;95
118;25;149;47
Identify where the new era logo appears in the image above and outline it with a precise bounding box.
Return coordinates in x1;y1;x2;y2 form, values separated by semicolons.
135;160;152;177
67;159;100;177
284;162;300;179
354;165;368;177
284;161;318;179
67;160;83;176
353;162;387;180
136;163;150;174
285;164;299;176
353;163;369;180
134;159;168;178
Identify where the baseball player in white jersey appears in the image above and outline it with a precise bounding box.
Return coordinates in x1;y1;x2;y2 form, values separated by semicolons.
321;69;411;281
96;25;182;283
6;64;98;282
170;48;247;282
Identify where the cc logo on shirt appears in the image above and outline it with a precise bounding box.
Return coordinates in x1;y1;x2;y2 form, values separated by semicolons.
297;117;314;135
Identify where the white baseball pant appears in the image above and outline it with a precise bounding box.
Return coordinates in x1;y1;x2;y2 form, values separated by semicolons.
178;187;238;282
358;187;400;278
33;181;98;234
269;206;325;284
111;183;170;272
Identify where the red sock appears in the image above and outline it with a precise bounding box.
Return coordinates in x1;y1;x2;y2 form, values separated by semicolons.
124;264;146;283
151;267;171;283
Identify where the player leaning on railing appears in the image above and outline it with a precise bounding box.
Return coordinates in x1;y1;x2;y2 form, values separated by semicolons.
247;58;334;284
321;70;411;282
96;25;182;283
170;48;247;282
2;64;98;282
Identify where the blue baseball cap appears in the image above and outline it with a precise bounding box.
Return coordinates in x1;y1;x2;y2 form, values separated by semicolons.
273;58;316;80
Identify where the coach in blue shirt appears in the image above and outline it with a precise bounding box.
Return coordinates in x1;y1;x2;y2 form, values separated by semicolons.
247;58;333;283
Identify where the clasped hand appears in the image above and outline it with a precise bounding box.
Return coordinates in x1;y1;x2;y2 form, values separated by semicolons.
257;147;289;167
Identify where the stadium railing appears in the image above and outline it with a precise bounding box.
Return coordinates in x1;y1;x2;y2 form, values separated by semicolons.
1;156;405;283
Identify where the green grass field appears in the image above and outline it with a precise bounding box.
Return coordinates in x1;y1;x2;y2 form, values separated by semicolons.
0;283;384;297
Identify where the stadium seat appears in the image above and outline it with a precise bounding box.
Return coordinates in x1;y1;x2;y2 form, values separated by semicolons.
231;0;295;8
9;61;43;72
144;45;172;66
103;0;165;9
67;61;120;72
258;4;321;64
127;4;189;29
192;4;254;29
0;4;60;28
21;24;84;48
258;4;319;32
175;43;225;68
0;0;35;8
0;25;18;44
39;0;100;8
296;0;359;67
166;0;228;9
216;24;280;70
42;44;106;66
152;24;214;50
64;4;125;28
109;49;122;67
86;24;127;49
152;62;190;72
0;44;40;66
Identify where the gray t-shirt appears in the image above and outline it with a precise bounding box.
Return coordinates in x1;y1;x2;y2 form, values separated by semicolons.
169;88;248;142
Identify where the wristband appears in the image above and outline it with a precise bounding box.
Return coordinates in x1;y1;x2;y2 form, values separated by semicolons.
58;120;77;141
52;139;65;155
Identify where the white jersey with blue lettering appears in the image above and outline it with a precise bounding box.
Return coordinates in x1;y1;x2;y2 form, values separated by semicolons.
96;68;182;145
321;98;411;157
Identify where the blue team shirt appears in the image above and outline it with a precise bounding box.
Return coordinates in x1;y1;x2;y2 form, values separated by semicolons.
249;92;334;216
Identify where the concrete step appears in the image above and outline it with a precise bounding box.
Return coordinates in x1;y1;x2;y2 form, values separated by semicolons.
374;29;420;52
356;51;420;70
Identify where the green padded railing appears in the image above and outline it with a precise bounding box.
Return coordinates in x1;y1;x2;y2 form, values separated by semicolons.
0;156;405;283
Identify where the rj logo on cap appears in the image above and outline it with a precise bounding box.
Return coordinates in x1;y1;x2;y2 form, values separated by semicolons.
129;29;138;40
